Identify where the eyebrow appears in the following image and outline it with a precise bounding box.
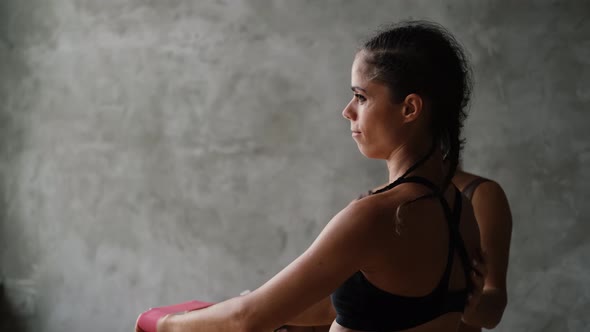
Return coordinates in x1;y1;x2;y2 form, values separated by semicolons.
351;86;367;93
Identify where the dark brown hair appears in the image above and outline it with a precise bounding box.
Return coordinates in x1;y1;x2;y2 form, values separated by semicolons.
362;20;473;191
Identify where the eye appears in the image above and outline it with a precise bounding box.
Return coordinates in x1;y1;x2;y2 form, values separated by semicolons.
354;93;367;103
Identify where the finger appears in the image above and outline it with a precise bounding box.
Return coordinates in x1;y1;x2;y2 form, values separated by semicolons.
470;272;484;295
157;314;173;332
471;259;487;277
471;270;484;285
477;247;487;263
467;292;481;306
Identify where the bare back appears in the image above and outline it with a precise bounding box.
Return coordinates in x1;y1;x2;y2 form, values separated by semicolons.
330;181;481;332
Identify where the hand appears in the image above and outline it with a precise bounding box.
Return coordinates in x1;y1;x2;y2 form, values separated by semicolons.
463;249;487;323
135;300;213;332
156;314;173;332
135;313;171;332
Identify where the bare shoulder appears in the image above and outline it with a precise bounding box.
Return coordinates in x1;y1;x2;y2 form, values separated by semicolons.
359;183;447;235
473;180;510;207
340;194;393;226
360;182;432;212
334;190;413;240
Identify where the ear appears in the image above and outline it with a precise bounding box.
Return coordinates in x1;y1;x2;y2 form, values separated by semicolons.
401;93;423;123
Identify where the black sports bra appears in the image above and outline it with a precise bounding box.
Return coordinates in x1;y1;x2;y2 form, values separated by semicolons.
331;148;472;331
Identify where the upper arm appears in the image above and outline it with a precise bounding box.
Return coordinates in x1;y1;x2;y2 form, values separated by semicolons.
240;201;381;331
471;181;512;291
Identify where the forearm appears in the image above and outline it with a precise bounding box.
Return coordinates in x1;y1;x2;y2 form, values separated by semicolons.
286;297;336;326
463;288;507;329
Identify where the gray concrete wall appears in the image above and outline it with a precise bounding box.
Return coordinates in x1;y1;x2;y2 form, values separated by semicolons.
0;0;588;331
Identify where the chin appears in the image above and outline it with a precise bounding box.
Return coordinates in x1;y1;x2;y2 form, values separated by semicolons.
357;145;385;160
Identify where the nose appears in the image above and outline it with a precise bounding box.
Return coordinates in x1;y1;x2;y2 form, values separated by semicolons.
342;99;356;120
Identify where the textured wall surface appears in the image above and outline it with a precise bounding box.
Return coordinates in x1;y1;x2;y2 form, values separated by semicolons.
0;1;588;331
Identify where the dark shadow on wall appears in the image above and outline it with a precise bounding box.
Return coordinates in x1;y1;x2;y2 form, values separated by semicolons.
0;0;57;331
0;281;26;332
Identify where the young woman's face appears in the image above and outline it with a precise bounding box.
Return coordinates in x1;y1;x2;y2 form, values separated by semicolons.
342;53;406;159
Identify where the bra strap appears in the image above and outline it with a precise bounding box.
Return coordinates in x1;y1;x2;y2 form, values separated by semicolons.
394;180;472;294
372;142;437;195
445;190;473;293
398;142;437;179
462;177;490;201
371;176;473;295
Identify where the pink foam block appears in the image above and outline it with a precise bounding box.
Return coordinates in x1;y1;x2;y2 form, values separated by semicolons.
137;300;214;332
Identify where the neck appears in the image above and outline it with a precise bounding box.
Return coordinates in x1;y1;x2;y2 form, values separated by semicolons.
386;139;442;183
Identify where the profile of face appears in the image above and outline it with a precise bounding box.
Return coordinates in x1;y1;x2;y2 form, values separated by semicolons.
342;51;423;160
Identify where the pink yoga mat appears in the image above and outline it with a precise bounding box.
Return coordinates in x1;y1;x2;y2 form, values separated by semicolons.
137;300;214;332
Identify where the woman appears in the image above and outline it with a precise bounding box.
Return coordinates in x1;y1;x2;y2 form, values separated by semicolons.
453;170;512;331
137;20;482;332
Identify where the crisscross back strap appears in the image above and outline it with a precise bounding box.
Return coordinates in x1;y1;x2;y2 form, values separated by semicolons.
378;176;473;293
445;190;473;292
